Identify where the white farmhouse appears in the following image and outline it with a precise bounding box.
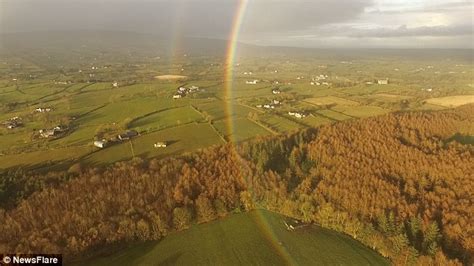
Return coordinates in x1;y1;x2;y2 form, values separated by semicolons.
154;142;167;148
94;140;107;148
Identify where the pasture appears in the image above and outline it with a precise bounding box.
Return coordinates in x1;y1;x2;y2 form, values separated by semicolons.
332;105;390;118
304;96;359;106
84;123;224;166
426;95;474;107
155;75;188;80
260;114;305;133
301;115;333;127
213;118;272;142
316;109;352;121
130;106;204;131
75;210;388;266
0;49;472;171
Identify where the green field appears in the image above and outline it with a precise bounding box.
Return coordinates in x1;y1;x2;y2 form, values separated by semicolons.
130;106;205;131
76;210;388;266
305;96;359;106
316;109;352;121
213;118;272;142
301;114;333;127
85;123;224;166
426;95;474;107
332;105;390;118
194;101;255;121
260;114;305;133
0;145;91;170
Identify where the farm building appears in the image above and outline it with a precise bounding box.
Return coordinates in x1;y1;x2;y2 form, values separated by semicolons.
377;79;389;85
272;89;281;94
94;140;107;148
189;85;199;92
314;74;327;81
5;123;16;129
154;142;167;148
4;122;19;129
246;80;259;85
35;107;52;113
288;111;307;119
39;126;64;138
3;117;22;129
173;94;182;99
39;129;56;138
112;82;119;88
118;130;139;141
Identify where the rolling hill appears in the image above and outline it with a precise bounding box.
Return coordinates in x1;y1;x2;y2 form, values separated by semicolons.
75;210;388;266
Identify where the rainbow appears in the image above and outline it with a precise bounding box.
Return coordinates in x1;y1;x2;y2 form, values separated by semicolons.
168;2;186;71
222;2;294;263
162;2;295;261
223;0;249;143
253;211;297;264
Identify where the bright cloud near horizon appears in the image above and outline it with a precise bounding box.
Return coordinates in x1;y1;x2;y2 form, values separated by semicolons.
0;0;472;48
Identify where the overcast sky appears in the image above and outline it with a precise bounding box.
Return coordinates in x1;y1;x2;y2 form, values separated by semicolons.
0;0;472;48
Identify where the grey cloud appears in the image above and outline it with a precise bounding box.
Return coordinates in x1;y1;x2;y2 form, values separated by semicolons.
240;0;373;33
1;0;472;48
1;0;373;38
0;1;237;36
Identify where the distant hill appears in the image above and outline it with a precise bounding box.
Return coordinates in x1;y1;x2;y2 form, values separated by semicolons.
1;31;472;62
0;31;239;58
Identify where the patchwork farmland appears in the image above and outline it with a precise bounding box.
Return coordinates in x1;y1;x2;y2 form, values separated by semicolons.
1;45;473;172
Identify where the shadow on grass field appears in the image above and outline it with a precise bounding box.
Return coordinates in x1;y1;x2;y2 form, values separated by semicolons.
72;210;389;266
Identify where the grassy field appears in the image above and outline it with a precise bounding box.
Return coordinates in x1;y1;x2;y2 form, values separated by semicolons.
213;118;272;142
305;96;359;106
84;123;224;166
75;210;388;266
194;101;255;121
301;115;334;127
332;105;390;118
130;106;205;131
426;95;474;107
155;75;188;80
260;114;305;133
316;109;353;121
0;145;91;170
